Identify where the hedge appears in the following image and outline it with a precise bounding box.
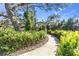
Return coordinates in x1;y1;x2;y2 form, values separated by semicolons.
0;28;47;55
48;30;79;56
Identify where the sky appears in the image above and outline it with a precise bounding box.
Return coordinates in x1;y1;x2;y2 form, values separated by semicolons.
36;3;79;21
0;3;79;21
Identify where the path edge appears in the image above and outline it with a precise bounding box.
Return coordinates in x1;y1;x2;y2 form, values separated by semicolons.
8;37;48;56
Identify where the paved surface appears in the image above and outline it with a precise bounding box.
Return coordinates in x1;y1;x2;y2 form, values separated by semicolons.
19;35;58;56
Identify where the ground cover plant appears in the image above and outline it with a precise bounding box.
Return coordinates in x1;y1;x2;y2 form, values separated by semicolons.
48;30;79;56
0;28;47;55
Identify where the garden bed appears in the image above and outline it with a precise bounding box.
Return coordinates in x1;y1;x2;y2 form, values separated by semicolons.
48;30;79;56
0;28;47;56
8;37;48;56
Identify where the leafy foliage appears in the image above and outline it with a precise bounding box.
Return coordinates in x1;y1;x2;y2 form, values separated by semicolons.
47;17;79;31
0;28;47;55
24;10;36;30
48;30;79;56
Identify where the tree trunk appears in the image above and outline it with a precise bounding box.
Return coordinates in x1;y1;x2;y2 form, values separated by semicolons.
5;3;21;31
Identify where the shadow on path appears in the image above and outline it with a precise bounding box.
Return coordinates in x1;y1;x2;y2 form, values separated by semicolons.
48;35;59;45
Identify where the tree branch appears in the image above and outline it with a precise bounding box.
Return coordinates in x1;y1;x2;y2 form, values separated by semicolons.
0;14;8;18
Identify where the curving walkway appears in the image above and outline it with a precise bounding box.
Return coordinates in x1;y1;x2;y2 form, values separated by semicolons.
19;35;58;56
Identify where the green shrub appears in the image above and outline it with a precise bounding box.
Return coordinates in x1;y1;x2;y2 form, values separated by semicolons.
56;31;79;56
0;28;47;55
48;30;79;56
48;30;64;39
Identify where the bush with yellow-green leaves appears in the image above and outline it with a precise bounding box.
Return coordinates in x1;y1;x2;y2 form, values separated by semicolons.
48;30;79;56
0;28;47;55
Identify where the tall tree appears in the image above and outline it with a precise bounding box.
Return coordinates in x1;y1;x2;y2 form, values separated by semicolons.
46;14;60;30
0;3;70;31
5;3;21;31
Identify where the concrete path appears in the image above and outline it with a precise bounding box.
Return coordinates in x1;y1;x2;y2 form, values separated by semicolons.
19;35;58;56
